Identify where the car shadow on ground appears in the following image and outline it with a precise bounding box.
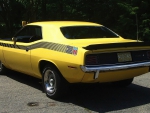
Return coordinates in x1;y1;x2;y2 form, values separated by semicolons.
5;71;150;112
6;70;43;91
63;83;150;112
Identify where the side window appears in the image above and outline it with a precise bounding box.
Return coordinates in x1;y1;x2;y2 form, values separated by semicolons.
15;26;42;43
29;27;42;42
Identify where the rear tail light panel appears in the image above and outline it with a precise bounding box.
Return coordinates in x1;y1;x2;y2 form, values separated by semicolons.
85;55;98;65
85;50;150;66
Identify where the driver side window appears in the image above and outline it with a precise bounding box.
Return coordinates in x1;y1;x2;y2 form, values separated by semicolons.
15;26;42;43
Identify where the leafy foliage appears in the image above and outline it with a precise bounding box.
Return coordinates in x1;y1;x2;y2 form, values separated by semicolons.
0;0;150;41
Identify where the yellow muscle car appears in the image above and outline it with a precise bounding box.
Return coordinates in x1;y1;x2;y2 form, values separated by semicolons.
0;21;150;99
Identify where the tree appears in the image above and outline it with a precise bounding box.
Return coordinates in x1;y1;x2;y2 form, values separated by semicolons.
0;0;150;40
0;0;24;36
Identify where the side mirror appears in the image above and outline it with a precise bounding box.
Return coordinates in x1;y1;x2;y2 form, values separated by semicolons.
12;37;17;45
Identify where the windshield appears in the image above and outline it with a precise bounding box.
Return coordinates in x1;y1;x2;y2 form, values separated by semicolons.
60;26;119;39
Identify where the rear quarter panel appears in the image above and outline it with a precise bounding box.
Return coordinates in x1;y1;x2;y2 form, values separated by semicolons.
31;45;87;82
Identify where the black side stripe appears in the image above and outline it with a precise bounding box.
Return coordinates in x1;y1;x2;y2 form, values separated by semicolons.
0;42;78;55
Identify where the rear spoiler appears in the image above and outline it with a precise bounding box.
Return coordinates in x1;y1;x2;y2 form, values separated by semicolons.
83;42;150;50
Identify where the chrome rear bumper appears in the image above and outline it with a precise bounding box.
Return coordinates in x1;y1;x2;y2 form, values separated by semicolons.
81;62;150;79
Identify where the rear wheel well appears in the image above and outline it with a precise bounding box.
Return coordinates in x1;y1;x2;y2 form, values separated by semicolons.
39;60;56;74
39;60;66;80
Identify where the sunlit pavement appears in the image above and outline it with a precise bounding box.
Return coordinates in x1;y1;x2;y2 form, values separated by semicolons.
0;71;150;113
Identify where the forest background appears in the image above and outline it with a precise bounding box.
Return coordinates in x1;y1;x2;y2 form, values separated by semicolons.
0;0;150;41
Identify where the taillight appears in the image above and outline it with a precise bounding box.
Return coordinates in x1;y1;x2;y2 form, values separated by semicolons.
85;55;98;65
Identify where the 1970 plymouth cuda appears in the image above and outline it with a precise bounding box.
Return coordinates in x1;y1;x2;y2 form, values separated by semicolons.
0;21;150;99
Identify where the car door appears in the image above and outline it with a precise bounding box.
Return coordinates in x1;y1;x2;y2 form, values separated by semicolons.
3;25;42;75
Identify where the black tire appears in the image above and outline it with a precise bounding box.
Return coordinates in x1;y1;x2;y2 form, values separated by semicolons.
111;78;134;87
42;65;68;99
0;61;7;75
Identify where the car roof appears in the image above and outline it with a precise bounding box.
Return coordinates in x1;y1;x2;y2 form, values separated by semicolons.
27;21;102;27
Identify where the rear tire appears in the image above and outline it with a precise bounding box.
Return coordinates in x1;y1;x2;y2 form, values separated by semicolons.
42;65;68;99
111;78;134;87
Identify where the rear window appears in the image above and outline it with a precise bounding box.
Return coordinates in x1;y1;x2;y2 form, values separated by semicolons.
60;26;119;39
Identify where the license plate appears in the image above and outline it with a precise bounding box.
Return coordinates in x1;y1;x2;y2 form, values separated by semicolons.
117;52;132;62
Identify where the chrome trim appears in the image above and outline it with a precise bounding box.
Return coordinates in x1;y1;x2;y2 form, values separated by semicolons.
94;70;99;79
81;62;150;72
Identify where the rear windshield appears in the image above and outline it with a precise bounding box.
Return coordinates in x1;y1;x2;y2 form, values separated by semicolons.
60;26;119;39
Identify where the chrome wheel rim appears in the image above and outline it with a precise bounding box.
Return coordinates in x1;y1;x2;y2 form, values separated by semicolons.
44;70;56;94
